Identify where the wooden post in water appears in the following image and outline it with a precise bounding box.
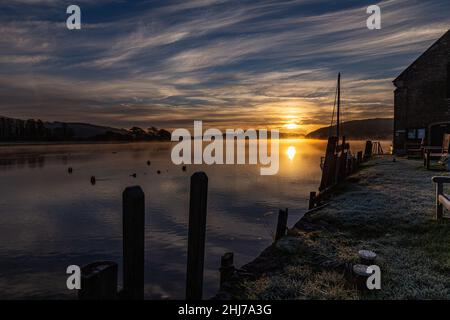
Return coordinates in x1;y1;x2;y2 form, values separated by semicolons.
220;252;235;289
78;261;118;300
275;208;288;241
122;186;145;300
308;192;317;210
186;172;208;300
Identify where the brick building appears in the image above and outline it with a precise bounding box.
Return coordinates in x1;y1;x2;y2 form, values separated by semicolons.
393;29;450;154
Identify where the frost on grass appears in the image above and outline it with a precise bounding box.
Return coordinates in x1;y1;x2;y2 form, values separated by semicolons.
223;157;450;300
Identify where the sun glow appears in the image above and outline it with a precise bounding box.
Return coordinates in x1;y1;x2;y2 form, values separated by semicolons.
287;146;296;160
284;123;298;130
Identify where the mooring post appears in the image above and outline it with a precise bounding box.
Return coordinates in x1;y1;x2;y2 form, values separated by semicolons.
308;192;317;210
364;141;373;161
357;151;363;165
436;181;444;220
186;172;208;300
275;208;288;241
219;252;235;289
78;261;118;300
122;186;145;300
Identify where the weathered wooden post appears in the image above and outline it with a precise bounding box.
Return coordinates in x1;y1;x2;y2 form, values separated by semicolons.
78;261;118;300
308;192;317;210
320;136;338;191
364;141;373;161
275;208;288;241
357;151;363;165
186;172;208;300
219;252;235;289
432;177;445;220
122;186;145;300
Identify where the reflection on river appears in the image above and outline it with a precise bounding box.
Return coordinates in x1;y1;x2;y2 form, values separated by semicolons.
0;140;389;299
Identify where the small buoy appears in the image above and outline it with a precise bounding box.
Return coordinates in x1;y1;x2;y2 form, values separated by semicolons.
90;176;96;185
131;173;137;178
68;167;73;174
147;160;151;166
393;157;396;163
182;165;187;172
157;170;161;174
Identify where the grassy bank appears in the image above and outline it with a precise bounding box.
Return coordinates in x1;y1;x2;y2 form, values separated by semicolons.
219;156;450;299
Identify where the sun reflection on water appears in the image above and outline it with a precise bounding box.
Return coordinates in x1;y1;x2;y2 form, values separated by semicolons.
287;146;296;160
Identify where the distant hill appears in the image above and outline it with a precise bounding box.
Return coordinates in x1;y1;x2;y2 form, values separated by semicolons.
0;116;171;142
306;118;393;140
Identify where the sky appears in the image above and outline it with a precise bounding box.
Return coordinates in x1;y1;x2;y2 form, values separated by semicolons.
0;0;449;134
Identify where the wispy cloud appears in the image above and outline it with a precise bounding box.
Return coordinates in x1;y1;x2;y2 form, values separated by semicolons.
0;0;449;133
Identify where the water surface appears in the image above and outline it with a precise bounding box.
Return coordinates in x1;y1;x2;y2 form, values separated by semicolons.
0;140;388;299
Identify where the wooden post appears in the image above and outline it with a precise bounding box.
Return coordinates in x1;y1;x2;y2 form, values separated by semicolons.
319;136;338;191
436;181;444;220
78;261;118;300
186;172;208;300
275;208;288;241
219;252;235;288
357;151;363;165
122;186;145;300
364;141;373;161
308;192;317;210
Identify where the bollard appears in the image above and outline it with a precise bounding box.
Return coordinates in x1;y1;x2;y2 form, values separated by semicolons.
186;172;208;300
122;186;145;300
275;208;288;241
78;261;118;300
358;250;377;265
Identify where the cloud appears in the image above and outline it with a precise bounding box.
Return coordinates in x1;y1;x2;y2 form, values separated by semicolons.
0;0;449;132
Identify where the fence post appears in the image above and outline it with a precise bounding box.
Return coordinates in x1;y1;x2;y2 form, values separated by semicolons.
308;192;317;210
122;186;145;300
275;208;288;241
186;172;208;300
78;261;118;300
220;252;235;289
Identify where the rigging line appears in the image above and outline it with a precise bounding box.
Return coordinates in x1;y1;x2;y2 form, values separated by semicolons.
328;82;338;138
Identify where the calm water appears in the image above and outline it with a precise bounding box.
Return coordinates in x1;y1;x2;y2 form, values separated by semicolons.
0;140;388;299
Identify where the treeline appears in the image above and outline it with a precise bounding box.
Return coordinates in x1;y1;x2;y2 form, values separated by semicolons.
0;116;171;142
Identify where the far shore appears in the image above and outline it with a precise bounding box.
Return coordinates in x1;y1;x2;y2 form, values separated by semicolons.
0;137;392;148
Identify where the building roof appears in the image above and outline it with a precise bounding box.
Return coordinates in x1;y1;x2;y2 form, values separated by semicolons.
393;29;450;84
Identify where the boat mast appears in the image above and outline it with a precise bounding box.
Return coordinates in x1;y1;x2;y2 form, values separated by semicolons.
336;72;341;142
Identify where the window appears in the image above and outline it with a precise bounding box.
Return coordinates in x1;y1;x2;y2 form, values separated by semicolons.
417;128;426;139
408;129;417;139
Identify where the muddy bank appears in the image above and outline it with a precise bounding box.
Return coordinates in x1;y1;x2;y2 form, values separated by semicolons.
217;156;450;299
